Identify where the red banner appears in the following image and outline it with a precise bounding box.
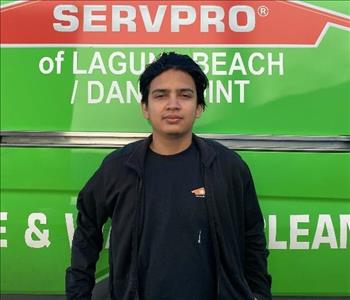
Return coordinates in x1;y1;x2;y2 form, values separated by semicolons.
1;0;349;45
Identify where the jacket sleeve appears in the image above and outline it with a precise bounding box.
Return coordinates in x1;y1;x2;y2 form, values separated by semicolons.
243;164;272;300
65;166;109;300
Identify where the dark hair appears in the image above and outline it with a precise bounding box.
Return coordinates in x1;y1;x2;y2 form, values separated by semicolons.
139;52;208;110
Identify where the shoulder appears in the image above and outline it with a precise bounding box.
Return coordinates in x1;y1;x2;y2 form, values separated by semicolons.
103;139;142;162
98;138;145;173
201;137;247;166
199;137;251;178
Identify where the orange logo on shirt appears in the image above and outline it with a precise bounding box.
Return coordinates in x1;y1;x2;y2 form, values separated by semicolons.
191;187;205;198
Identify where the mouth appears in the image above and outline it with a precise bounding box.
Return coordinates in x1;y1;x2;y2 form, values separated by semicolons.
163;115;183;123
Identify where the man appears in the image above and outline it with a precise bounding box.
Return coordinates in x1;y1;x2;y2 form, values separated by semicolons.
66;52;272;299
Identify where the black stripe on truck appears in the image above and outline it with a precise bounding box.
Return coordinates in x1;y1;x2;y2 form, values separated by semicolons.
1;131;349;152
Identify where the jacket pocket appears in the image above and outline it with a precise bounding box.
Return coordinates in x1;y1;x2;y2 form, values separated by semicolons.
217;267;255;300
111;278;137;300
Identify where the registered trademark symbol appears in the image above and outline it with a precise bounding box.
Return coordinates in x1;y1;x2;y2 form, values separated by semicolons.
257;5;269;17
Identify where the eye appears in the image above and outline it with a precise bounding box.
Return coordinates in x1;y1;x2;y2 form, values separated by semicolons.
154;93;165;99
181;93;192;99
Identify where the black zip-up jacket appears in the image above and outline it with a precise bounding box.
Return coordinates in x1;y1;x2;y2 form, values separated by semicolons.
66;135;272;300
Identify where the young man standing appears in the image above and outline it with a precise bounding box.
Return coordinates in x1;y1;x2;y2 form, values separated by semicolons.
66;52;272;300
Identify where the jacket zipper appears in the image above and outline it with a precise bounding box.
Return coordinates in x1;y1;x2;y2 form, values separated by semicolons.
202;164;221;299
132;176;143;300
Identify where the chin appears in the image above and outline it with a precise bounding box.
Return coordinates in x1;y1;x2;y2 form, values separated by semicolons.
153;125;192;138
163;129;191;138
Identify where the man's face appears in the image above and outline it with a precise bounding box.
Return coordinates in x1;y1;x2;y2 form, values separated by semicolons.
142;69;202;138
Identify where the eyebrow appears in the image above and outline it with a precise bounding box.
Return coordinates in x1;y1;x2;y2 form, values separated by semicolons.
151;89;168;95
151;88;194;94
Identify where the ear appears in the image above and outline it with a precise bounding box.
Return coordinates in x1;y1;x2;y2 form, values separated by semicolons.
141;102;149;119
195;105;203;119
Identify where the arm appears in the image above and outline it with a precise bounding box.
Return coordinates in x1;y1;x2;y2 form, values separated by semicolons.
243;165;272;300
66;167;109;300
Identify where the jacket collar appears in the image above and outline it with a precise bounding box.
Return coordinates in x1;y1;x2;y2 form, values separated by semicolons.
126;135;152;177
126;134;217;176
192;134;217;167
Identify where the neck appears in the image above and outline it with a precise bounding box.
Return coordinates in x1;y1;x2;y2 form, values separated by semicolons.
150;132;193;155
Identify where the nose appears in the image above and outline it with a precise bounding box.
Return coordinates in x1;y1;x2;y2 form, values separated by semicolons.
166;93;180;110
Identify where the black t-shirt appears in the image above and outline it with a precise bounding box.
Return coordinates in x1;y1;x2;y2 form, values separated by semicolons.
138;143;216;300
